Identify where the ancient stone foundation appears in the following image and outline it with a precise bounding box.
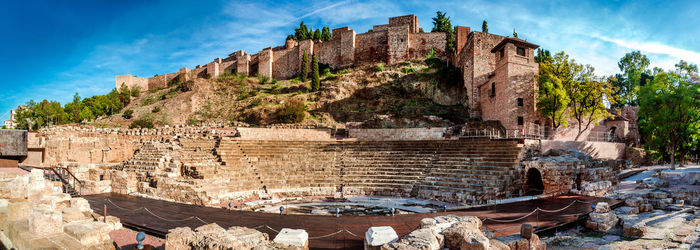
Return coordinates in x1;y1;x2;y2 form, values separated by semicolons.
0;170;118;249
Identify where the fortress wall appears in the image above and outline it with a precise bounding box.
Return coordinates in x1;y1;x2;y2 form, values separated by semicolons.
192;65;207;78
387;25;410;65
389;15;419;33
348;127;446;141
314;39;340;69
148;72;179;89
409;32;446;60
116;75;149;90
272;45;299;80
339;29;356;68
355;31;388;65
258;49;273;78
221;60;235;75
298;40;314;74
236;128;332;141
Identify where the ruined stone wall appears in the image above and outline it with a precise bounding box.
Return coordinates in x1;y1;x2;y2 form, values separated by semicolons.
257;49;273;78
0;129;27;157
408;32;446;60
348;128;446;141
540;140;626;159
42;133;137;166
355;31;388;65
236;128;332;141
339;28;356;68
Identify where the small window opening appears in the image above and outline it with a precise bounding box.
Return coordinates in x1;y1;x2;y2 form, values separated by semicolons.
517;98;523;107
490;82;496;97
517;47;526;56
518;116;524;125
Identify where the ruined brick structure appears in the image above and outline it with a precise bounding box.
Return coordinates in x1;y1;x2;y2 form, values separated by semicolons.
116;14;543;132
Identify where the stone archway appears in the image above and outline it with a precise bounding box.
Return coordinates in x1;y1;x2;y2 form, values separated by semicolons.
524;168;544;196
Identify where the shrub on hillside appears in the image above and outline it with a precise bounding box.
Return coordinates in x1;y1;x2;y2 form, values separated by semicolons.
122;109;134;119
151;106;161;113
129;116;154;129
375;64;385;72
130;86;141;97
278;100;306;123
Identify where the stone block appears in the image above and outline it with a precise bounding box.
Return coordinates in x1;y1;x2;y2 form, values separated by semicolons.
622;222;646;238
489;239;510;250
639;203;653;213
7;199;31;221
9;176;28;199
63;221;112;246
273;228;309;249
443;221;486;250
617;206;639;215
0;199;8;209
26;180;53;201
39;193;71;210
365;226;399;248
594;202;610;213
70;198;92;212
625;197;643;207
166;227;196;250
61;207;87;223
590;212;616;223
520;224;533;239
29;169;44;183
28;205;63;236
459;232;490;250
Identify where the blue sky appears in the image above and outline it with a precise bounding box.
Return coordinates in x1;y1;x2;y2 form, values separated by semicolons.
1;0;698;121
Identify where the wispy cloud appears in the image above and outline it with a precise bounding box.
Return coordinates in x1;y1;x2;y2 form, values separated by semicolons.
591;34;700;65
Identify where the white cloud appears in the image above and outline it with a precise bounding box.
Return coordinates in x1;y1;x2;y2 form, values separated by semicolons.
591;34;700;66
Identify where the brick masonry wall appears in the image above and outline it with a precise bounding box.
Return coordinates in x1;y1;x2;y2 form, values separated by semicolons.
388;15;419;33
314;39;340;69
339;29;356;68
272;45;299;79
148;72;179;89
348;127;446;141
408;32;446;60
115;75;149;90
387;25;410;65
479;41;539;131
355;31;388;65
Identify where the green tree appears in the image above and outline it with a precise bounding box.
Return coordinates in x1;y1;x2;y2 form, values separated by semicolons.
301;51;309;82
482;20;488;33
79;106;93;122
311;55;320;91
130;86;141;97
513;28;518;38
118;84;131;106
534;49;551;63
71;93;81;123
313;29;321;40
639;62;700;169
286;34;294;41
431;11;455;55
293;21;311;41
536;52;571;129
566;66;616;141
321;27;332;41
615;51;650;107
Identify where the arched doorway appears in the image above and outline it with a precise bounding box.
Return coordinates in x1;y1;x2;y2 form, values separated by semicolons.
525;168;544;195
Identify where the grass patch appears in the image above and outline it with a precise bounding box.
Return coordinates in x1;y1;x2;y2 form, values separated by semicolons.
375;63;385;72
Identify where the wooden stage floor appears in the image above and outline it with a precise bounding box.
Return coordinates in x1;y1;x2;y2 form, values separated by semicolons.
84;193;619;249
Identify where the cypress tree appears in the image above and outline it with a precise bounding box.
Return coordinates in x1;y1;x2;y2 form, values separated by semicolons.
321;27;332;41
312;55;320;91
482;20;488;33
313;29;321;40
301;51;309;82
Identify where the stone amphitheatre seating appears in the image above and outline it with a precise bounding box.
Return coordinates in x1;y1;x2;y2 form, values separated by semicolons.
216;139;339;197
417;139;523;204
117;137;524;205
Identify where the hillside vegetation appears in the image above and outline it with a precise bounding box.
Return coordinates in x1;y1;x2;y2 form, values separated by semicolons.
96;58;469;128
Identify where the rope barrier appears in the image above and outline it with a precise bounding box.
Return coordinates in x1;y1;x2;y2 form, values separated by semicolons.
144;208;197;222
106;199;144;212
308;230;345;239
265;225;280;233
482;209;538;223
342;228;363;238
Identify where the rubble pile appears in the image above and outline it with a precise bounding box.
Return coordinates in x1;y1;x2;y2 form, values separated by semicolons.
165;223;308;250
